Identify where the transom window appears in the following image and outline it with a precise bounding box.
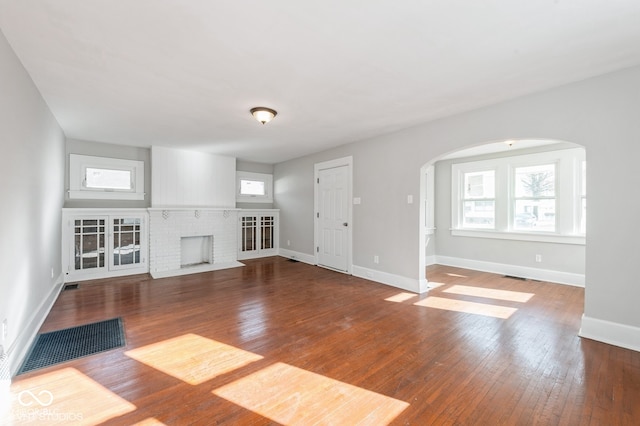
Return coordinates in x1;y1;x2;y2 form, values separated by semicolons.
240;179;266;196
69;154;145;200
85;167;132;190
236;171;273;203
451;148;585;244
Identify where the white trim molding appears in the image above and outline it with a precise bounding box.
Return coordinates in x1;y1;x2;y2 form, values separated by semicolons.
579;315;640;353
435;255;585;287
353;265;429;294
278;249;316;266
9;273;65;376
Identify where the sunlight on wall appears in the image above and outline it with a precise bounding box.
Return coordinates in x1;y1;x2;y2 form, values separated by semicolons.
8;367;135;424
414;296;517;319
212;362;409;424
443;285;534;302
125;334;263;385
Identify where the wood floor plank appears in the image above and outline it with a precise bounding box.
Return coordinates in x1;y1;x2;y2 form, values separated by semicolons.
7;258;640;425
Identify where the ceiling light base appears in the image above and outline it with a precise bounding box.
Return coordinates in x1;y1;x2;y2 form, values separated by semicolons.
250;107;277;124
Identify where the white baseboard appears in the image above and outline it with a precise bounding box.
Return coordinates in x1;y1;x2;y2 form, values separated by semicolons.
579;315;640;352
435;255;585;287
9;273;65;376
278;249;316;265
352;265;428;294
64;265;150;283
425;255;437;266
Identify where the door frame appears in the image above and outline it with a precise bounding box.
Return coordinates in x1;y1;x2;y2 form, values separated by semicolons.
314;156;353;274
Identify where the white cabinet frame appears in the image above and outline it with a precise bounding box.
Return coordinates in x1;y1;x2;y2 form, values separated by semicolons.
62;208;149;282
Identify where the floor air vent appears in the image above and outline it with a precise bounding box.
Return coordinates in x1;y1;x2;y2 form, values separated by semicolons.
64;283;79;290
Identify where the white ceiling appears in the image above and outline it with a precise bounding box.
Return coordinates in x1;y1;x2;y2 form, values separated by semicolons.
1;1;640;164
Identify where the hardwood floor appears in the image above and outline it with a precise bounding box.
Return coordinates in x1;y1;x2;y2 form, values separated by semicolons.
7;257;640;425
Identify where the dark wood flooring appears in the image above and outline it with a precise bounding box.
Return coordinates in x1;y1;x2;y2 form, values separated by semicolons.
8;257;640;425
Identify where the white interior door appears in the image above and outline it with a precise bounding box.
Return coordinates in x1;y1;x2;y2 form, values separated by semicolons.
317;165;349;271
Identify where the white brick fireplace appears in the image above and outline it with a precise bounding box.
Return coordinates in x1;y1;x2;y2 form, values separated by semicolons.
148;208;243;278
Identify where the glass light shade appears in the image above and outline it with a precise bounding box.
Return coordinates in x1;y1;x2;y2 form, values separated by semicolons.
250;107;277;124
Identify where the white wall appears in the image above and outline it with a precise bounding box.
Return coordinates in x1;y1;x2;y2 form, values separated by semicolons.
274;65;640;351
0;29;65;374
151;146;236;208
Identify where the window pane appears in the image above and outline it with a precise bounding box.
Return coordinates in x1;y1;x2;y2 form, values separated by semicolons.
240;179;266;196
514;164;555;197
464;171;494;198
513;199;555;231
86;168;132;190
463;200;495;228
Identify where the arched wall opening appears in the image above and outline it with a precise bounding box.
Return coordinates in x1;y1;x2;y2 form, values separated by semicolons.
418;138;586;290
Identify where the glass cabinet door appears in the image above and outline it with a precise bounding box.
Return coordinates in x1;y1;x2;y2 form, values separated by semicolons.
261;215;275;250
241;215;258;253
112;217;142;269
238;211;278;259
74;218;106;271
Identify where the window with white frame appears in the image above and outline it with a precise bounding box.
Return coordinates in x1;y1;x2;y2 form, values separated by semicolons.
236;171;273;203
462;170;495;229
513;164;556;232
69;154;145;200
451;148;585;243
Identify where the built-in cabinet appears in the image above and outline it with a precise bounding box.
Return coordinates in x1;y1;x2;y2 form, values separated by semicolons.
62;209;149;281
238;210;279;259
63;208;278;282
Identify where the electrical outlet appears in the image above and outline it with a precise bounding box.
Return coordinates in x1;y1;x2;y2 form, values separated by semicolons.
535;254;542;263
287;240;290;246
374;255;379;264
51;267;55;279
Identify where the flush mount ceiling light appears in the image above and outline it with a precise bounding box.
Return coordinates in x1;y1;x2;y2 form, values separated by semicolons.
250;107;277;124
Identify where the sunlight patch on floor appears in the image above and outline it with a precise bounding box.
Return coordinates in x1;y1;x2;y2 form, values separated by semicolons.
385;292;417;303
414;296;517;319
212;362;409;425
446;273;468;278
443;285;534;302
427;281;446;289
8;367;135;424
131;418;167;425
125;334;263;385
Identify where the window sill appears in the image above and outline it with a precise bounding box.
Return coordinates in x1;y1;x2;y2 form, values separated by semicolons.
236;196;273;204
451;228;585;245
68;190;145;200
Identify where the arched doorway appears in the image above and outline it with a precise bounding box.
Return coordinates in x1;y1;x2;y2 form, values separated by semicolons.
418;139;586;289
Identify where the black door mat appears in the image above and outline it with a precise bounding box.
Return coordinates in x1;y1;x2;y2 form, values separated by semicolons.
18;318;125;375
